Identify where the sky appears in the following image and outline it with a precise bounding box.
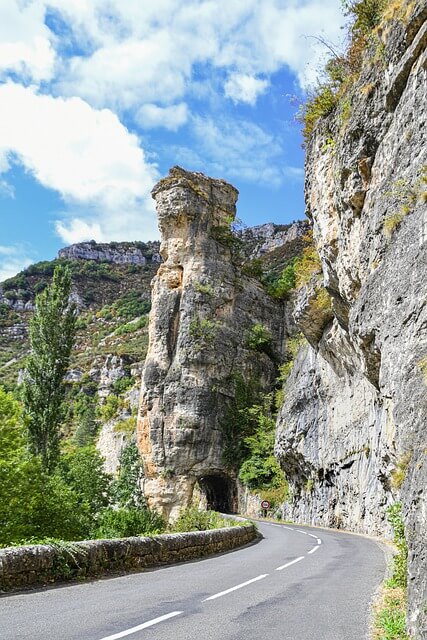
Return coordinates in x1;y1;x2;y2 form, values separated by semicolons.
0;0;345;281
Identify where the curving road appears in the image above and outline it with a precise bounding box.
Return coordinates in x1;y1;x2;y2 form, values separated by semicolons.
1;521;386;640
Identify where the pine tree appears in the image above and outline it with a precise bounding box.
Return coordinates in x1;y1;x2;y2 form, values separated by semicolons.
23;266;76;471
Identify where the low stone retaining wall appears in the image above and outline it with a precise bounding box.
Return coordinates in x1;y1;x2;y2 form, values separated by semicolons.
0;523;257;592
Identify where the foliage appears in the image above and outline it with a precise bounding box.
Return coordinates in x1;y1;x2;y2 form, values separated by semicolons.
298;0;391;141
387;503;407;589
238;397;288;504
268;258;298;298
58;446;111;515
221;374;261;471
97;393;125;422
194;281;214;296
245;323;273;354
73;393;98;446
298;84;338;141
373;587;408;640
22;266;77;471
112;376;135;395
171;507;233;533
0;389;91;545
114;316;148;336
189;316;219;349
94;506;165;539
294;240;322;288
111;442;145;508
390;452;412;490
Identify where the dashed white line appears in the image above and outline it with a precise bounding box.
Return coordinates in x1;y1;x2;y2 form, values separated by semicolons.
308;546;319;555
202;574;268;601
296;529;308;535
275;556;305;571
317;539;322;545
98;611;183;640
308;533;317;539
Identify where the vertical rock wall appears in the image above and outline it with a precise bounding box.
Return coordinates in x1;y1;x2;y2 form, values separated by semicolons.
138;167;286;520
275;5;427;636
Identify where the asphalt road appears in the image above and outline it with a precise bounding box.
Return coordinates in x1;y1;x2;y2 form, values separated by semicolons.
1;521;386;640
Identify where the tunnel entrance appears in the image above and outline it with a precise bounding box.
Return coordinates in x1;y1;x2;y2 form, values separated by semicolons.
197;474;237;513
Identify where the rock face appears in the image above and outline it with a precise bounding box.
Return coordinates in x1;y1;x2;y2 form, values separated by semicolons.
58;241;161;265
138;167;287;520
275;5;427;637
238;221;309;259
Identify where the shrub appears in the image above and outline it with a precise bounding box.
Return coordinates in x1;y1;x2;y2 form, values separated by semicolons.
189;317;219;349
390;452;412;489
172;507;231;533
294;242;322;288
97;394;125;422
58;447;111;516
94;506;165;538
114;316;148;336
245;323;273;353
268;259;297;298
298;84;337;142
112;376;135;395
387;503;407;589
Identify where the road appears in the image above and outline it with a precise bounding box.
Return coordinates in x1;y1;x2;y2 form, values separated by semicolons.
1;521;386;640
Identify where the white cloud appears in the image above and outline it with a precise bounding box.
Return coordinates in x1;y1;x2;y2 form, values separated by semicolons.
0;82;160;243
224;73;269;105
135;103;189;131
0;0;55;82
0;245;33;282
181;115;284;187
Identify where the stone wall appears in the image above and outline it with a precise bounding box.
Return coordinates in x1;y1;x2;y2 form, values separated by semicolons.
0;522;257;591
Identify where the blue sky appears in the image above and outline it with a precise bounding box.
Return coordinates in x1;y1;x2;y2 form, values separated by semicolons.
0;0;345;280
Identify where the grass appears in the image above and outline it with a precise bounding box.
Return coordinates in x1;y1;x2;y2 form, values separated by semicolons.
373;586;408;640
390;452;412;490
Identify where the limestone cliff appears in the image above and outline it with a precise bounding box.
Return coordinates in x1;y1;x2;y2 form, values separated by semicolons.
275;4;427;636
137;167;289;520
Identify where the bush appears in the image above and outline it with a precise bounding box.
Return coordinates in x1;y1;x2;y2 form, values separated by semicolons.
58;447;111;516
268;259;297;298
189;317;219;349
94;507;165;538
172;508;231;533
387;503;407;589
245;323;273;354
298;84;337;142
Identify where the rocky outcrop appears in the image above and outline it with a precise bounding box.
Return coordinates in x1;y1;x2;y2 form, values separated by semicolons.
238;221;309;260
58;241;161;265
275;4;427;637
137;167;287;520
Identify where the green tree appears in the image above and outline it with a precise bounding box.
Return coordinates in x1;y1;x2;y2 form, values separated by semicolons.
22;266;77;471
0;387;90;545
59;446;112;515
111;442;145;507
73;394;98;447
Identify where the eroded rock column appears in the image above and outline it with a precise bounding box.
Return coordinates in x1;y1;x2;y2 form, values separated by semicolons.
138;167;284;519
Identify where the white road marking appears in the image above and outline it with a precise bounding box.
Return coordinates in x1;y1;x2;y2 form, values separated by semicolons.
308;533;317;539
282;526;294;530
275;556;305;571
98;611;183;640
202;574;268;601
308;546;319;555
317;539;322;545
296;529;307;535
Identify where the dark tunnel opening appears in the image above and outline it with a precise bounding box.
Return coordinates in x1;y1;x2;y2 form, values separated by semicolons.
197;474;237;514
